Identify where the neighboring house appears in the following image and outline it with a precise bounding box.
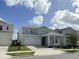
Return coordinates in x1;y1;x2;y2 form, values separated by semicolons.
17;26;66;47
54;27;77;34
54;27;78;46
0;20;13;46
76;31;79;46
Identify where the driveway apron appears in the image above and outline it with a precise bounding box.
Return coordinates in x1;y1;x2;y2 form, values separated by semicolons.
27;46;64;56
0;46;12;59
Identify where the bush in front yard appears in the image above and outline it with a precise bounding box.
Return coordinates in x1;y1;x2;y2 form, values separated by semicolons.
11;40;21;46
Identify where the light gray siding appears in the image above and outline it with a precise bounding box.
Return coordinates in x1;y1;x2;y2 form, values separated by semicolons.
0;20;13;45
18;34;42;45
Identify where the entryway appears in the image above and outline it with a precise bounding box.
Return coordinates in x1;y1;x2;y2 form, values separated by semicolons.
42;36;47;46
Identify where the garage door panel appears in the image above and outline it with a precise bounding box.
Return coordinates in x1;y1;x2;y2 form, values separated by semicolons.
0;33;12;45
23;36;41;45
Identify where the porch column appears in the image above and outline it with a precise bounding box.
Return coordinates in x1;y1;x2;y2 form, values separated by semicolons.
47;36;51;47
54;35;56;46
21;34;24;45
63;36;66;46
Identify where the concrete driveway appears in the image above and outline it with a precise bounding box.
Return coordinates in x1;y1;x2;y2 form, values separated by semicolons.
0;46;12;59
27;46;64;56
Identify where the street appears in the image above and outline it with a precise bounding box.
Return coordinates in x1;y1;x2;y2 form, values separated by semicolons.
13;53;79;59
1;46;79;59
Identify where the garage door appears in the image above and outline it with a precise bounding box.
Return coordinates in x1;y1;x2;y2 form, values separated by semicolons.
0;33;11;46
23;36;41;45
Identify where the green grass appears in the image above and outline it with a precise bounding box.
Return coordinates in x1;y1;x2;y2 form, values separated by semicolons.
63;49;78;53
8;45;32;52
53;48;79;53
60;48;79;53
65;50;78;53
7;45;35;56
61;48;79;51
7;52;35;56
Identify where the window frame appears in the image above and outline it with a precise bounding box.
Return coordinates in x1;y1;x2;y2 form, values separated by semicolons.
0;25;3;30
6;26;9;30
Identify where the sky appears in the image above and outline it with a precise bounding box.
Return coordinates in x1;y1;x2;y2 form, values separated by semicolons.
0;0;79;39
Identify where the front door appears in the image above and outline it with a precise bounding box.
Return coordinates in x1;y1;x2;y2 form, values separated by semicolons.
42;36;47;46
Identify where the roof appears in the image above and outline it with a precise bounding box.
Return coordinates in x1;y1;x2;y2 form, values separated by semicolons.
23;26;48;28
54;27;77;33
0;18;13;25
43;31;64;36
21;26;50;30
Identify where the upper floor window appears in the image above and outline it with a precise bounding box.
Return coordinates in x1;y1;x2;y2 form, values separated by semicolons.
0;26;2;30
30;30;35;33
7;26;9;30
42;30;47;33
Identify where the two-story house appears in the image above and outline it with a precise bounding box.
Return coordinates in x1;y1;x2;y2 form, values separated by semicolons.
0;20;13;45
17;26;66;47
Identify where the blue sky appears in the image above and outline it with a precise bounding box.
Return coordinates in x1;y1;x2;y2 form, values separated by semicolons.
0;0;79;39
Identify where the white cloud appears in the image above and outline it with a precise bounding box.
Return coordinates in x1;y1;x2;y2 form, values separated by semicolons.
72;0;79;14
72;0;79;7
75;8;79;13
36;0;79;30
50;10;79;30
4;0;20;7
4;0;51;14
0;18;4;21
19;0;34;8
29;15;44;26
34;0;51;14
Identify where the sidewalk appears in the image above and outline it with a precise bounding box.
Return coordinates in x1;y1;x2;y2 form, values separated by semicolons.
7;51;34;53
0;46;12;59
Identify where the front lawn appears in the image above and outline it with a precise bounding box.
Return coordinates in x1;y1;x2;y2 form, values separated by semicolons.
60;48;79;53
8;45;32;52
53;47;79;53
7;45;35;56
7;52;35;56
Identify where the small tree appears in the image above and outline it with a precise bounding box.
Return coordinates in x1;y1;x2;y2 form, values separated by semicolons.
17;42;21;50
68;33;77;51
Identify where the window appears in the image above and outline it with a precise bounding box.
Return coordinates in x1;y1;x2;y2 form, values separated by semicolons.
7;26;9;30
30;30;35;33
26;30;27;32
0;26;2;30
55;39;58;43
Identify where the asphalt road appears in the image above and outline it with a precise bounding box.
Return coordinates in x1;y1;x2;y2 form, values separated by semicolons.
13;53;79;59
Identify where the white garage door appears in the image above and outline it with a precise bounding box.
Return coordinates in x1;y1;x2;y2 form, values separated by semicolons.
0;33;11;46
23;35;41;45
